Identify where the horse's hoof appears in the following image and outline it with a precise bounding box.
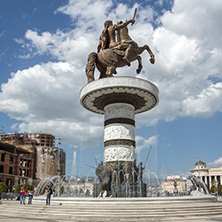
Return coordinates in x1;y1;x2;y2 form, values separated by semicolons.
136;69;141;74
150;58;155;64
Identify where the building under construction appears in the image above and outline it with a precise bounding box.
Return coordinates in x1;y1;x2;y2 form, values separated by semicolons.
0;131;66;190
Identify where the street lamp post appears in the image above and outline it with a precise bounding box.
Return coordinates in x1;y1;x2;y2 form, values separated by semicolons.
57;137;62;197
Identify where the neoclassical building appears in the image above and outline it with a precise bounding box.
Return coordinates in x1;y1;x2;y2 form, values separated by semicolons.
190;160;222;189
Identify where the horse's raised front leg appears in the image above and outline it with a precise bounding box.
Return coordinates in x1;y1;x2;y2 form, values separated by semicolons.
136;55;143;74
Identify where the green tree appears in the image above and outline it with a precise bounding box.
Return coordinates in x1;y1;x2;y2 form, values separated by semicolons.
0;182;7;192
14;184;21;194
24;183;33;192
210;185;217;193
218;185;222;196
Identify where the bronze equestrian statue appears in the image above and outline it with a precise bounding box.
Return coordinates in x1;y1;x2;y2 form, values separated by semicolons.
85;9;155;83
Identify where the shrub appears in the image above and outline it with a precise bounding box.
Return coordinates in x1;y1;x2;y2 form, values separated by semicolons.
218;185;222;196
210;185;217;193
14;184;21;194
23;183;33;192
0;182;7;192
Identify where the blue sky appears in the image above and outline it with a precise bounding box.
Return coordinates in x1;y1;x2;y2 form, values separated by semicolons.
0;0;222;179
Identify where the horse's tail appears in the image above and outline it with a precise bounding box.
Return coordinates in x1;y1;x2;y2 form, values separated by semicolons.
85;52;97;83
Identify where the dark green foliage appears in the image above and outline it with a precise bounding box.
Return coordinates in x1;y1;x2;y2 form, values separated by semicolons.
14;184;21;194
210;185;217;193
0;182;7;192
23;183;33;192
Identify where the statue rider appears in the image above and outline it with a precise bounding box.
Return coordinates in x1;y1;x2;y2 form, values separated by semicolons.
97;19;135;66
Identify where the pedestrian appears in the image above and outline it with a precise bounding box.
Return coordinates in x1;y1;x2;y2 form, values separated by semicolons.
20;188;26;205
45;185;53;205
28;189;33;204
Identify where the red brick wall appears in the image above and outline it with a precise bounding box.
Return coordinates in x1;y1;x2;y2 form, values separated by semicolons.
0;149;35;189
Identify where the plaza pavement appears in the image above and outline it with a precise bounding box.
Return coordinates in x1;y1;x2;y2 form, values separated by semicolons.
1;196;222;222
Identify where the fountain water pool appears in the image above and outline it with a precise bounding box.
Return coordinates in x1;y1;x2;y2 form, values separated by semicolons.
34;174;211;198
35;175;94;197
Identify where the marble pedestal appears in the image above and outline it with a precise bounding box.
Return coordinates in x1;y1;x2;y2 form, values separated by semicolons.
80;77;159;183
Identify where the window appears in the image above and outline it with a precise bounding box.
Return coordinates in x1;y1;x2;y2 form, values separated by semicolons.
23;160;27;167
1;153;5;162
10;155;14;164
0;165;4;173
22;169;26;177
6;178;12;186
9;167;13;174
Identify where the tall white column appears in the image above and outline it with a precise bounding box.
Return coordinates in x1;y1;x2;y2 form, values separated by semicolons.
204;176;207;185
209;176;212;188
104;103;136;163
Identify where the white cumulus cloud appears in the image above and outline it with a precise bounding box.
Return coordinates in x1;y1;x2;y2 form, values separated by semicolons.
208;157;222;168
0;0;222;148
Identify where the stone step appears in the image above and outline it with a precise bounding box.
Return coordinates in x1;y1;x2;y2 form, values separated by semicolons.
2;199;222;209
34;195;217;203
1;202;222;210
1;198;222;221
1;206;222;215
1;209;222;219
1;203;222;215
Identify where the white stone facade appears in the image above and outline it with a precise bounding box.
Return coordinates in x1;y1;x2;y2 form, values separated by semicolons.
190;160;222;189
80;77;159;166
104;103;135;120
104;103;135;163
104;146;136;162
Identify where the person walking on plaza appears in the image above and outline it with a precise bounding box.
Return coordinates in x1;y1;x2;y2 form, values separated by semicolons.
28;189;33;204
20;188;26;205
45;185;53;205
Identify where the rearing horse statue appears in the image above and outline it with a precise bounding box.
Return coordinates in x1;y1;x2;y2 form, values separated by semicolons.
85;15;155;83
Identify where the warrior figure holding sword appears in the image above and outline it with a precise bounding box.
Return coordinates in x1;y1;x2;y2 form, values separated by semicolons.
86;8;155;83
97;9;138;66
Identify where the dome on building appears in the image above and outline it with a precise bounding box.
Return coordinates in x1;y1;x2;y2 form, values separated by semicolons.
194;160;207;169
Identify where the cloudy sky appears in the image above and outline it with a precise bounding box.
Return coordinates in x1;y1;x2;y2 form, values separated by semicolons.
0;0;222;179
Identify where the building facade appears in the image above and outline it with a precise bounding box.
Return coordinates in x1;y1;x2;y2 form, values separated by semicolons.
190;160;222;190
34;133;65;181
161;176;187;195
0;142;35;191
0;132;66;190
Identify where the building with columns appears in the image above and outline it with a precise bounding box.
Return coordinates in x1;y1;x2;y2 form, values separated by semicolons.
190;160;222;190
